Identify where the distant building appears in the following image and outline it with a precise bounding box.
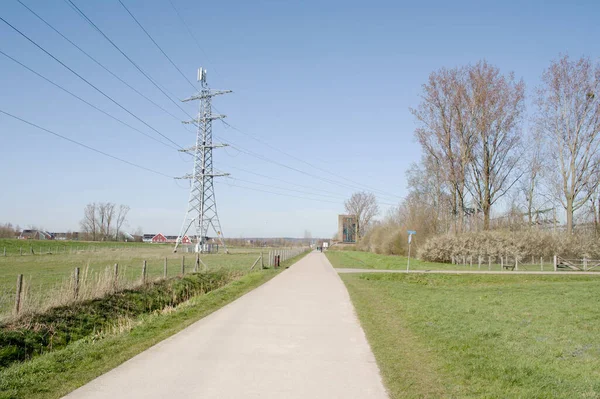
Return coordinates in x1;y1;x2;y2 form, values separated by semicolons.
147;233;191;244
166;235;191;244
337;215;357;243
142;234;155;243
19;230;53;240
50;232;80;241
151;233;167;243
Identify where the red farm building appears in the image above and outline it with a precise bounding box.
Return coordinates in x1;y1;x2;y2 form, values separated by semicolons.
151;234;191;244
151;233;167;243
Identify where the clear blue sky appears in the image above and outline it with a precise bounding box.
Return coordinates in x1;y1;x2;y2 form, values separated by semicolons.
0;0;598;238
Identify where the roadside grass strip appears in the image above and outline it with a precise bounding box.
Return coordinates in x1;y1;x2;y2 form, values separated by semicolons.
342;273;600;398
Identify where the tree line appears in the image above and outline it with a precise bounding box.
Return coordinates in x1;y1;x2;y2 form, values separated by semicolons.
409;54;600;237
80;202;130;241
343;54;600;255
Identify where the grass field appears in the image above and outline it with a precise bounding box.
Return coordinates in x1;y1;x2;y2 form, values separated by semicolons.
341;271;600;398
0;239;274;318
0;249;309;398
327;249;559;272
0;238;148;256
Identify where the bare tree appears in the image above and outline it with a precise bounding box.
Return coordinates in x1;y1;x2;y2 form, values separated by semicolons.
536;55;600;234
104;203;116;240
97;202;108;240
406;155;453;234
465;61;526;230
344;192;379;239
518;128;547;226
115;204;130;241
81;202;129;241
411;67;474;233
0;223;16;238
80;203;98;241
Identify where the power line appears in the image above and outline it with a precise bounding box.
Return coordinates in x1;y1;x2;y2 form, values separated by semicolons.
15;0;187;126
217;181;340;205
224;165;352;198
0;48;180;151
116;0;197;90
226;177;346;200
0;15;185;149
62;1;399;202
220;119;403;201
16;1;400;206
63;0;195;120
166;0;227;84
0;109;173;178
214;133;399;204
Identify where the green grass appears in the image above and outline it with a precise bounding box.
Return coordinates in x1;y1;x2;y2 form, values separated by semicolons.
0;270;237;367
342;272;600;398
0;241;272;317
326;250;555;272
0;238;148;255
0;249;308;399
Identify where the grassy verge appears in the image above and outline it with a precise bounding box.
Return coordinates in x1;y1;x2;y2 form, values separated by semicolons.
0;249;308;399
342;273;600;398
0;271;238;367
326;250;560;272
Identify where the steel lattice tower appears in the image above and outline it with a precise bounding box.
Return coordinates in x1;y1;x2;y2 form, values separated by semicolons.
174;68;231;253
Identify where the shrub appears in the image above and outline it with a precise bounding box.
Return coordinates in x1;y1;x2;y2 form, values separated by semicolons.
418;230;600;263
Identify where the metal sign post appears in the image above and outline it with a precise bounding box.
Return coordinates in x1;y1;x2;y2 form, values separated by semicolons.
407;231;416;272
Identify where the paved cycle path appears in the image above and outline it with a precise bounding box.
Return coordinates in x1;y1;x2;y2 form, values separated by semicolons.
65;252;388;399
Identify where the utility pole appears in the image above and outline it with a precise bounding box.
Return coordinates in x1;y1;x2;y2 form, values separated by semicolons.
174;68;231;254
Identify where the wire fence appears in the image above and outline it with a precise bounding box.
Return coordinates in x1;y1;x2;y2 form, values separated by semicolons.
0;246;311;322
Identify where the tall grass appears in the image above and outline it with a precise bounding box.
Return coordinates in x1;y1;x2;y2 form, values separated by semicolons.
15;265;140;320
0;269;242;367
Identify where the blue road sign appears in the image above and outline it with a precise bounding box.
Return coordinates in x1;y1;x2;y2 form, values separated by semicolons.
407;230;416;235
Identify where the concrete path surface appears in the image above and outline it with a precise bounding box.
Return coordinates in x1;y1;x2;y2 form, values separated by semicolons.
64;252;388;399
336;268;600;275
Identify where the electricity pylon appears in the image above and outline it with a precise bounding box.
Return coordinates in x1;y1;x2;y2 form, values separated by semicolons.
174;68;231;253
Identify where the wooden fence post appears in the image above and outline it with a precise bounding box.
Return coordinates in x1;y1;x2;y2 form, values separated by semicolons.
14;274;23;315
515;256;518;271
488;256;491;271
114;263;119;289
3;247;5;257
181;256;185;275
540;257;543;271
584;258;588;271
74;267;80;299
553;255;557;272
250;256;261;270
261;252;264;269
478;256;481;270
501;256;504;270
469;256;473;269
142;260;147;283
164;257;168;278
195;253;200;272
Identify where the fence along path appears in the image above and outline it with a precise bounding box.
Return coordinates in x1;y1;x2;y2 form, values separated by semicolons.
1;247;311;320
